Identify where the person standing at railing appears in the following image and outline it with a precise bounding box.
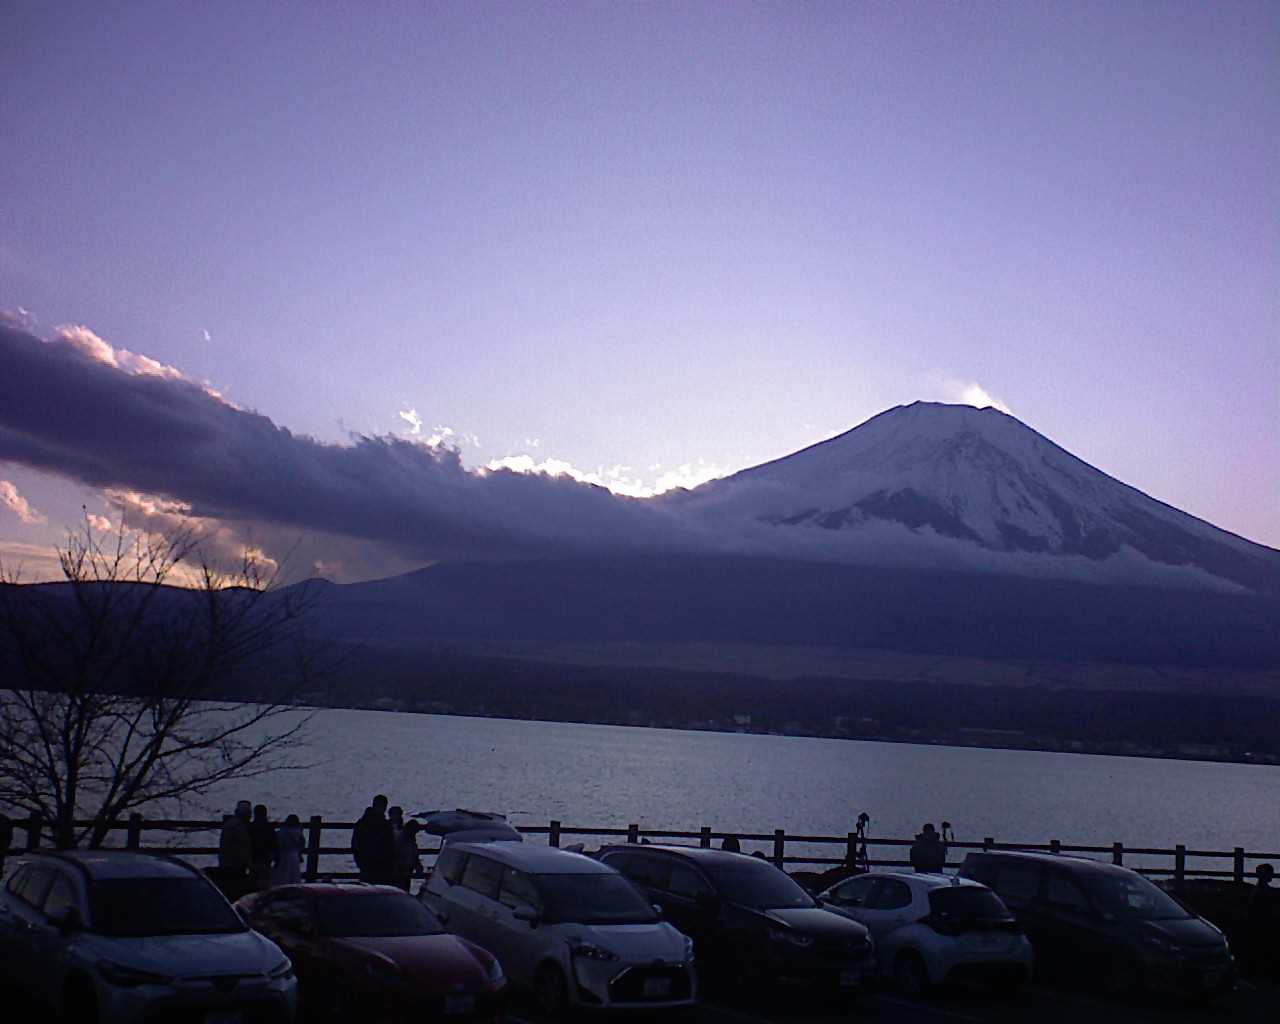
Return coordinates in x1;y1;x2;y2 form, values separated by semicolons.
249;804;279;891
909;823;946;873
0;813;12;877
353;794;395;885
218;801;253;900
273;814;306;887
1247;863;1278;979
393;820;423;892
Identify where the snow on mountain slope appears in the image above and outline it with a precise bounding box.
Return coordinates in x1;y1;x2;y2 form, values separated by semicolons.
669;403;1279;594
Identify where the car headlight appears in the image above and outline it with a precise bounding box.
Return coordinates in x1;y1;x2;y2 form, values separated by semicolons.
366;957;405;984
267;957;295;980
568;940;620;962
97;960;172;988
683;935;695;964
1141;932;1186;958
768;925;815;949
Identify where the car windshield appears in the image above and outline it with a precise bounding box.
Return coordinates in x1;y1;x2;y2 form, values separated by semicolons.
316;893;444;937
536;873;658;925
89;878;245;937
705;863;816;910
1087;874;1191;921
928;887;1010;919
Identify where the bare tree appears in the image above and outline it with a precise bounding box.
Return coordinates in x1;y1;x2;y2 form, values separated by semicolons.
0;517;323;848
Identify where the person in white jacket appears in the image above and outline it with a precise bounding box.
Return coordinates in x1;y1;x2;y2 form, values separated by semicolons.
273;813;306;886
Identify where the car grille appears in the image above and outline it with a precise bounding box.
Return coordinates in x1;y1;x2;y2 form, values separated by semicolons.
813;935;872;963
607;965;692;1003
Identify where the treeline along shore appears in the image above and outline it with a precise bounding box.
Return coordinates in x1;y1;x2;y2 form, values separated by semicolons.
271;648;1280;766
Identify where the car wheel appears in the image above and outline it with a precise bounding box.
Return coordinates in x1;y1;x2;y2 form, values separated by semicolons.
893;951;930;999
61;975;98;1024
534;962;570;1017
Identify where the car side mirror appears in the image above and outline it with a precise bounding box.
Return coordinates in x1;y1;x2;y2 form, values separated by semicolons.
512;905;539;926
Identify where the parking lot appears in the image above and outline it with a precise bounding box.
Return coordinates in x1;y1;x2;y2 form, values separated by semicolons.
502;976;1276;1024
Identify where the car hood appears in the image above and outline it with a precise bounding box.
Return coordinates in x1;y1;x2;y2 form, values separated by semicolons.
89;930;283;977
763;907;871;939
332;935;493;990
1145;917;1226;949
558;921;689;962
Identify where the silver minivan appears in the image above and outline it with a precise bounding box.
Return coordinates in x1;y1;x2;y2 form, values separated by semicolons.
419;842;696;1014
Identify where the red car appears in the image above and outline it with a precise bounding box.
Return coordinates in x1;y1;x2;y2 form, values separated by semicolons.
237;883;507;1022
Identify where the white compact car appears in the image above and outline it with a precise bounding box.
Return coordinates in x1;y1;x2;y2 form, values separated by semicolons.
820;871;1033;995
420;841;697;1014
0;850;297;1023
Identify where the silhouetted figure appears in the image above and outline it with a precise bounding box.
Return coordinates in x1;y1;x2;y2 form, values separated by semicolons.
273;814;306;887
388;805;405;848
217;801;253;900
909;822;946;873
1247;863;1278;978
394;820;423;892
750;851;767;860
0;813;12;875
353;794;395;884
249;804;279;891
721;835;741;853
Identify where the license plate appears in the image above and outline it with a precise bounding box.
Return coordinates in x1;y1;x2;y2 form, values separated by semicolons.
643;977;672;997
444;993;477;1015
204;1013;242;1024
839;969;862;987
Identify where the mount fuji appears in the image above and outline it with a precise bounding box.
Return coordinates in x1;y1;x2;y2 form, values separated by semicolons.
668;402;1278;596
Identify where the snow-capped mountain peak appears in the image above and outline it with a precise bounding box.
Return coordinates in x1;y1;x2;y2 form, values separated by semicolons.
673;402;1279;593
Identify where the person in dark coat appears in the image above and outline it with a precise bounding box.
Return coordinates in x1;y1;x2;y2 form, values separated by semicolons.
248;804;279;891
352;794;395;885
0;813;12;876
217;801;253;900
1246;863;1278;978
909;823;947;873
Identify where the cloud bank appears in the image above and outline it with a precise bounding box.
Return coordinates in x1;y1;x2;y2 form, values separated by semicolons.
0;323;695;576
0;479;46;525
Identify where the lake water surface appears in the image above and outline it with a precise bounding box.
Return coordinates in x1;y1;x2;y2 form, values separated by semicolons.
199;709;1280;867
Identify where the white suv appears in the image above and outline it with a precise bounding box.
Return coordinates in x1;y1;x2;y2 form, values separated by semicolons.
0;850;297;1023
819;871;1033;995
420;842;697;1014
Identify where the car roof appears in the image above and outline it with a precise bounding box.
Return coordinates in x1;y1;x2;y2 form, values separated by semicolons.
27;850;198;881
826;870;987;892
966;850;1135;879
600;843;772;869
273;882;406;898
449;842;615;875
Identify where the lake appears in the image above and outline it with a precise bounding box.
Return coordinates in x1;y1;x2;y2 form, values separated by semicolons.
194;709;1279;871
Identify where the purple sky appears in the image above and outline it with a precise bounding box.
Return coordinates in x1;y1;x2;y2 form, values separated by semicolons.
1;2;1276;579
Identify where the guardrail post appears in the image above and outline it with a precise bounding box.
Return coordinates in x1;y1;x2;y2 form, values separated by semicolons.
627;823;639;845
25;812;41;851
1174;844;1186;884
846;831;857;863
983;836;994;852
126;813;143;850
1233;847;1245;884
549;820;561;848
305;816;322;882
1113;842;1124;866
700;826;711;849
773;829;785;869
1049;838;1061;855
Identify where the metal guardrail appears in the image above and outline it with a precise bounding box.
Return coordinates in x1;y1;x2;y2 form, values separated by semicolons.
9;813;1278;885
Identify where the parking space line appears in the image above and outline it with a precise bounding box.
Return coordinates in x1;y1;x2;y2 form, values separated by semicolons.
865;998;983;1018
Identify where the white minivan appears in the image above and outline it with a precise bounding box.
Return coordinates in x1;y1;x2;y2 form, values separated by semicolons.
420;842;697;1014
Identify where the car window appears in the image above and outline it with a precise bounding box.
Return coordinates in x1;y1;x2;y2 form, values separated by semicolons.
88;877;245;937
1087;873;1191;921
460;856;503;899
15;868;55;909
667;862;714;901
263;892;312;932
928;886;1010;919
961;855;996;886
315;892;443;937
41;875;78;920
831;875;877;907
1046;873;1092;913
619;854;671;891
5;865;30;897
993;862;1041;905
436;847;467;885
498;869;542;913
868;878;912;911
703;861;816;910
535;873;659;925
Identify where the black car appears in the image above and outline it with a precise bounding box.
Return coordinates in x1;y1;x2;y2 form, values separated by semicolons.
959;851;1233;1000
597;844;874;995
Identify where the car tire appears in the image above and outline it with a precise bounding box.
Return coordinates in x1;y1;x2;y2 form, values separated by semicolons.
534;962;570;1017
893;951;931;999
61;975;98;1024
